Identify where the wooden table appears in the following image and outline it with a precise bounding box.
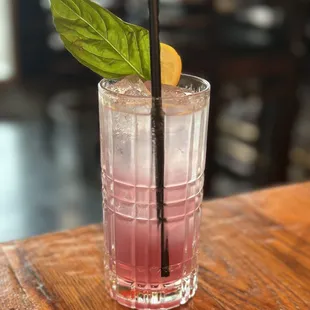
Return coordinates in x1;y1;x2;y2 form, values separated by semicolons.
1;183;310;309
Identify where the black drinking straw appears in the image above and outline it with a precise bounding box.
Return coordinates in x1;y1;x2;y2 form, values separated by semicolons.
148;0;170;277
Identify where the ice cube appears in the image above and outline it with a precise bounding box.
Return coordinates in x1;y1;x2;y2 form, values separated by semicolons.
106;77;205;115
144;81;193;98
144;81;197;115
108;75;150;96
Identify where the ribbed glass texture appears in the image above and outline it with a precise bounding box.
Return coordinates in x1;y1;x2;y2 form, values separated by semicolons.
99;74;210;309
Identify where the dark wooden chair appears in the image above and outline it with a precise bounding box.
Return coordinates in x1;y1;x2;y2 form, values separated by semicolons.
205;1;303;196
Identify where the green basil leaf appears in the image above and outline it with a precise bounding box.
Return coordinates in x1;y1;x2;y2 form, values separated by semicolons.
51;0;151;79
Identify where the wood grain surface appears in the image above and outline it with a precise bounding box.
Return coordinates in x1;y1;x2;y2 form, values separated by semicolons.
1;182;310;310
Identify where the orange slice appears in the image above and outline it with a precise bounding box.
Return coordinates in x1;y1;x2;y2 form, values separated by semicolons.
160;43;182;86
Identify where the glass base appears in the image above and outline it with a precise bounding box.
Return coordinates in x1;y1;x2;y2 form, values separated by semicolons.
108;271;198;309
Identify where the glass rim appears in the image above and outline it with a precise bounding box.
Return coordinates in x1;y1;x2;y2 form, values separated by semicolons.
98;73;211;100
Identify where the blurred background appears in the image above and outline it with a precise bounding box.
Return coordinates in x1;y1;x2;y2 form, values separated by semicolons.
1;0;310;242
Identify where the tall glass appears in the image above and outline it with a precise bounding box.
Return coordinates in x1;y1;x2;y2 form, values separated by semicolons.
99;74;210;309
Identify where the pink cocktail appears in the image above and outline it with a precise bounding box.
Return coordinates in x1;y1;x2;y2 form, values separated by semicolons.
99;74;210;309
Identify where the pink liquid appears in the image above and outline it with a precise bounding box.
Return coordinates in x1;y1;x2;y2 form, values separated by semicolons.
103;175;203;286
